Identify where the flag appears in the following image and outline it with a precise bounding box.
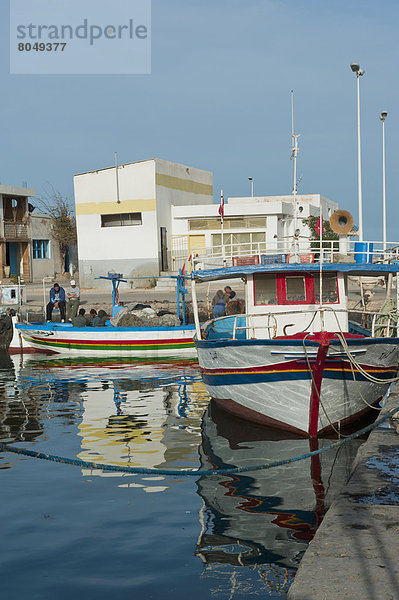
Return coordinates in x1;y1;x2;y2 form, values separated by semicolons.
218;189;224;221
315;217;324;237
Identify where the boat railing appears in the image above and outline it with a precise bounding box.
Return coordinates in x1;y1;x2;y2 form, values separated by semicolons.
201;306;398;340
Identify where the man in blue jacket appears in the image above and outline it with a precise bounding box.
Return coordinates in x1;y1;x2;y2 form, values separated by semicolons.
46;282;66;322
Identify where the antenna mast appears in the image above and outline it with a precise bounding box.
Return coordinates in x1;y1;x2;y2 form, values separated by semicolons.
291;91;301;260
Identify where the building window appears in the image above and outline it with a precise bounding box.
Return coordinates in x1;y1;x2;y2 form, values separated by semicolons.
33;239;49;259
101;213;142;228
189;217;267;231
211;232;266;256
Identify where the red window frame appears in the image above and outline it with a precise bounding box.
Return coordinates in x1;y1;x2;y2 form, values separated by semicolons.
253;272;339;306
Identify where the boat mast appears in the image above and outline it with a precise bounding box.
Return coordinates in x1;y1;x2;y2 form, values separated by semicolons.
291;90;301;260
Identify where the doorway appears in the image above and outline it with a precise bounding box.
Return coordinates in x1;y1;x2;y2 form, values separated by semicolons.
160;227;168;271
6;242;18;275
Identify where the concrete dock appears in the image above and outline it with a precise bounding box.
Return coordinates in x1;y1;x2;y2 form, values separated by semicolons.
287;393;399;600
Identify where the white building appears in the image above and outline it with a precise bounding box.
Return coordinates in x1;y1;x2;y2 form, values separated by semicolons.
171;194;338;270
74;158;213;288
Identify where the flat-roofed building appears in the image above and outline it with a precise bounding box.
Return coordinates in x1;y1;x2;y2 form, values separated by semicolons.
171;194;338;270
74;158;213;288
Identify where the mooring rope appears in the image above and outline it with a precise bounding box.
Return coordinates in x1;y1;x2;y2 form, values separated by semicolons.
1;406;398;477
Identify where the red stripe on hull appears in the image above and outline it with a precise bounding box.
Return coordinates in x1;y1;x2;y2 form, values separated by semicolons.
308;334;330;437
317;399;381;436
33;337;192;347
212;397;309;437
212;395;382;438
8;346;55;355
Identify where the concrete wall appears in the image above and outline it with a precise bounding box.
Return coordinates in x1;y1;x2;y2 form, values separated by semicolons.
155;159;213;270
30;214;63;281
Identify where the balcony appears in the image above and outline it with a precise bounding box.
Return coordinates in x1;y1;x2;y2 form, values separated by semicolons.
3;220;29;240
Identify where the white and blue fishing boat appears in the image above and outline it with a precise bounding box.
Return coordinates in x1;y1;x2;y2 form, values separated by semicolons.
13;273;196;358
191;246;399;437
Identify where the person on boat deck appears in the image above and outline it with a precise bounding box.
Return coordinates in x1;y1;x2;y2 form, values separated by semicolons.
85;309;97;326
66;279;80;321
92;309;109;327
212;289;229;318
71;308;87;327
224;285;236;300
46;283;66;322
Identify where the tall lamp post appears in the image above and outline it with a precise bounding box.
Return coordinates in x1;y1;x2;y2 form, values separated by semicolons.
380;111;388;250
350;62;365;241
248;177;254;198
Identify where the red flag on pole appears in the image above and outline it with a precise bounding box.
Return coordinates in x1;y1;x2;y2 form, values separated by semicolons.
315;217;324;236
218;189;224;221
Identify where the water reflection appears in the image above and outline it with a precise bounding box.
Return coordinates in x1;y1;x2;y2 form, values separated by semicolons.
0;354;365;598
1;354;208;489
0;353;45;461
195;400;363;593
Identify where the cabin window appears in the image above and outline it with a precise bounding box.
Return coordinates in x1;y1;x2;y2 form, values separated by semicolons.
313;274;339;303
253;272;339;306
254;274;278;305
285;276;306;302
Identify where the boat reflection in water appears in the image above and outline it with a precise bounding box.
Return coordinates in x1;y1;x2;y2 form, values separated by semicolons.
17;355;208;491
195;400;363;592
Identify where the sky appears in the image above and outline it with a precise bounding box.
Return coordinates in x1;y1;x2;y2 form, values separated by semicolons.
1;0;399;240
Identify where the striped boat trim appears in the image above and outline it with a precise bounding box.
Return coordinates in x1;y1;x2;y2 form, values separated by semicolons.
201;359;397;385
23;334;195;352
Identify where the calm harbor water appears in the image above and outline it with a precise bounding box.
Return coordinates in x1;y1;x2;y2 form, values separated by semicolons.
1;352;363;599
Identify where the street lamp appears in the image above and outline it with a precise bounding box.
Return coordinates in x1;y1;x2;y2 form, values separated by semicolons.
350;62;365;241
248;177;254;198
380;111;388;250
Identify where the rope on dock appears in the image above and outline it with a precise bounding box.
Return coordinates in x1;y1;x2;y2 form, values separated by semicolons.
1;406;398;477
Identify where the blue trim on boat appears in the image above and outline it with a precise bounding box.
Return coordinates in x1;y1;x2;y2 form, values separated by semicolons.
196;337;399;349
193;262;399;281
202;370;395;386
16;323;196;333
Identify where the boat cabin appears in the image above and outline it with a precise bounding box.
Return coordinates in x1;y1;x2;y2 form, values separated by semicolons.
191;262;399;340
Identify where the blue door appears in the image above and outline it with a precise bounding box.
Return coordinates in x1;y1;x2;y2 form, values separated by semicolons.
7;243;17;275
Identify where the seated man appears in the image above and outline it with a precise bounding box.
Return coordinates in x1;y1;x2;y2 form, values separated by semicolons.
71;308;87;327
66;279;80;321
92;309;109;327
85;309;97;326
46;283;66;322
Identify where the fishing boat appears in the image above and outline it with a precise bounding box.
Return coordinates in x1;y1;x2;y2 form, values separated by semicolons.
190;242;399;437
13;273;196;358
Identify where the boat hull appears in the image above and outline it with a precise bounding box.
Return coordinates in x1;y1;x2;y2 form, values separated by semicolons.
196;337;399;436
16;324;196;357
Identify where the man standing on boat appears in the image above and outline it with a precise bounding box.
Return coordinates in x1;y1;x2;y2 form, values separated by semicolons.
212;289;230;318
46;283;66;322
66;279;80;321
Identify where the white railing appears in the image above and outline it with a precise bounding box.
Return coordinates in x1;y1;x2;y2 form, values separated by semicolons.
172;237;399;272
200;307;398;340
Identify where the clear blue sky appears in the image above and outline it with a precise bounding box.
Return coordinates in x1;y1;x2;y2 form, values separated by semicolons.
1;0;398;240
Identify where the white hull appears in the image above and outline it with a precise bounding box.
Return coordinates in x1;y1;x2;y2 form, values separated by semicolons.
196;337;399;436
15;322;196;358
